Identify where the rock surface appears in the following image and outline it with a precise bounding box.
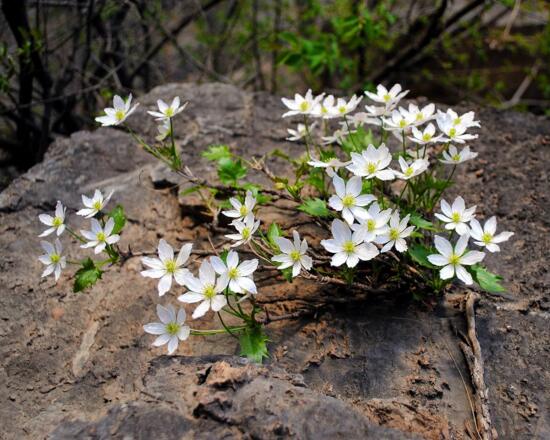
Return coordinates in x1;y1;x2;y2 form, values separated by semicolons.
0;83;548;439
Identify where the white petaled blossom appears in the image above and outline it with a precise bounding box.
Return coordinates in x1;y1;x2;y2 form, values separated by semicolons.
80;218;120;254
400;103;435;126
331;95;363;117
311;95;336;118
307;156;351;177
350;202;391;243
365;84;408;109
77;189;114;218
364;104;389;119
436;113;478;144
346;144;395;181
140;239;192;296
374;211;414;253
286;122;317;141
271;230;313;277
348;111;381;127
178;260;227;319
143;304;190;355
440;145;478;165
147;96;187;121
38;239;66;282
321;128;349;146
437;109;480;129
222;190;256;222
409;123;442;145
469;217;514;253
406;146;430;159
95;94;138;126
156;119;172;141
394;157;429;180
225;213;260;247
211;251;258;295
281;89;323;117
383;109;416;131
321;219;379;267
427;235;485;285
328;175;376;224
435;196;476;235
38;201;66;237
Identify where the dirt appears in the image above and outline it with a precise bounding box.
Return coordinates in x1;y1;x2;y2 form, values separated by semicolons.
0;82;548;439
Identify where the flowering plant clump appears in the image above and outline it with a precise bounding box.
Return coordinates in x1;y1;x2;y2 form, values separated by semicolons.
38;86;514;362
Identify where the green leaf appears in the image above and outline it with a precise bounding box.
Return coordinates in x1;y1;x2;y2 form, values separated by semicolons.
202;144;232;162
409;214;437;231
408;244;436;269
306;168;325;193
469;265;506;293
239;325;269;363
108;205;126;234
217;158;247;185
280;267;294;283
180;185;202;196
73;258;104;293
267;222;284;250
297;198;331;217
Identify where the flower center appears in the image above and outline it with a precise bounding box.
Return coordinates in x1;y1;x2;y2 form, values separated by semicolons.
416;113;423;121
164;260;177;273
383;94;391;102
203;284;216;299
290;250;301;262
422;133;432;141
50;254;61;264
96;232;106;242
449;253;461;265
338;106;346;114
449;127;456;137
321;106;328;114
405;167;414;177
228;267;239;280
342;195;355;208
342;241;355;254
452;154;461;162
53;216;63;227
451;212;461;223
367;219;376;232
239;205;248;216
453;117;462;126
399;119;406;128
165;107;174;117
300;101;309;112
389;228;400;241
165;322;180;336
366;162;377;174
481;232;493;244
93;200;102;211
241;227;251;240
115;110;125;121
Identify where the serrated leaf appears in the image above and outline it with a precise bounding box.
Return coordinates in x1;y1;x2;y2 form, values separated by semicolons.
469;265;506;293
74;258;103;292
408;244;436;269
217;158;247;185
202;144;232;162
239;325;269;363
267;222;284;250
409;214;436;231
108;205;126;234
297;198;331;217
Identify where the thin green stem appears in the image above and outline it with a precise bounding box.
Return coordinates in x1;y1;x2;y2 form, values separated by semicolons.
65;226;86;243
190;326;246;336
217;312;239;339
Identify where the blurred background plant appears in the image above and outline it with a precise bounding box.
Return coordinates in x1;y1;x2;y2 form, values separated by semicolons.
0;0;548;183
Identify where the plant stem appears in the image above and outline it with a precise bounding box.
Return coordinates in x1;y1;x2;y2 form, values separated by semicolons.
65;226;86;243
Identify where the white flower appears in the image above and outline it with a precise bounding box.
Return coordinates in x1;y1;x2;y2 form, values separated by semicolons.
281;89;323;117
364;105;389;118
321;127;349;145
365;84;409;108
350;202;391;243
80;218;120;254
307;156;351;177
222;190;256;222
321;219;379;267
140;239;192;296
225;213;260;247
328;175;376;224
178;260;227;319
436;112;478;143
95;94;138;126
348;111;381;127
286;122;317;141
440;145;478;165
394;157;429;180
400;103;435;126
435;196;476;235
147;97;187;120
383;109;416;131
427;234;485;285
311;95;336;118
409;123;442;145
469;217;514;253
211;250;258;295
374;211;414;253
330;95;363;117
406;146;431;159
156;119;172;141
38;201;66;237
143;304;190;355
76;189;114;218
437;109;480;129
271;230;313;277
38;238;66;282
346;144;395;181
